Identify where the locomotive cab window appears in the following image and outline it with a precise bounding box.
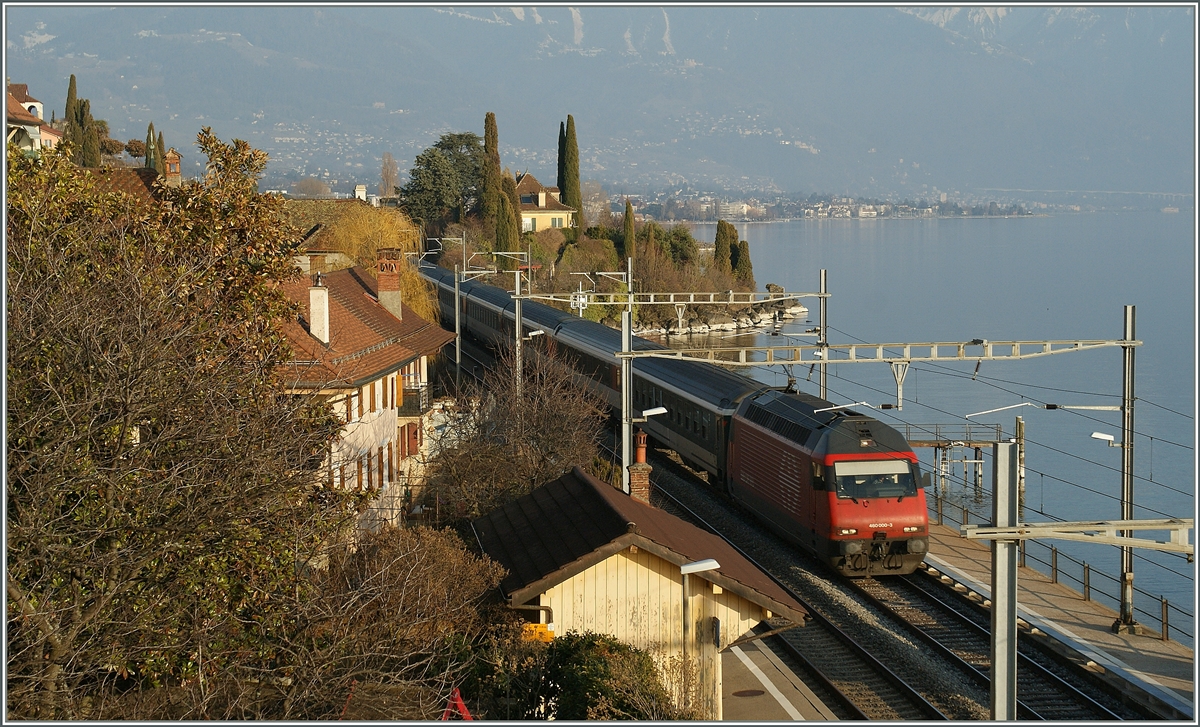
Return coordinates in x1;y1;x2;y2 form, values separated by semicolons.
832;460;917;500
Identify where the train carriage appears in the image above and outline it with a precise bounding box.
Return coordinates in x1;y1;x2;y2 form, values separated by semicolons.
418;263;929;576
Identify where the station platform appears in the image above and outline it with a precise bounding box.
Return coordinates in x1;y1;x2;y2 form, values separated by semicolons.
722;633;837;721
926;522;1194;720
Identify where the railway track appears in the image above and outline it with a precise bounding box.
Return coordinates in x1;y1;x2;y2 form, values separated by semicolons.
447;343;1157;719
641;443;1157;720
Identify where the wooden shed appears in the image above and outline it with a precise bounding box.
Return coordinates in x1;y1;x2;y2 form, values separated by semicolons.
471;466;808;718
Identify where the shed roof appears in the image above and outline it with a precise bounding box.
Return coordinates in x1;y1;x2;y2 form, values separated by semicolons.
472;466;808;624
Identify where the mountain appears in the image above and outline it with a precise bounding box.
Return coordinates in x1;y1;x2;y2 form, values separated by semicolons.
5;6;1193;197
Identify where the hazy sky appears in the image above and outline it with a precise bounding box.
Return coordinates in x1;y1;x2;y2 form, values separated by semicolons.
6;5;1195;199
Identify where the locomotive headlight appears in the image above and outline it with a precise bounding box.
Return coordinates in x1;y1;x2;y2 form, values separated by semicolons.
841;541;863;555
907;538;928;553
903;526;922;533
836;528;858;536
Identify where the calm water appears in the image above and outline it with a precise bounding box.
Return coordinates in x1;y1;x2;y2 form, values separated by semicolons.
686;213;1196;641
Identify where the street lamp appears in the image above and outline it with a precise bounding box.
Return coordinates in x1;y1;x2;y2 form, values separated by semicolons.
1091;431;1119;446
680;558;721;704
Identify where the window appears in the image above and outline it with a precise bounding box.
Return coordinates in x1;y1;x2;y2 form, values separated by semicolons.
832;460;917;500
551;217;563;228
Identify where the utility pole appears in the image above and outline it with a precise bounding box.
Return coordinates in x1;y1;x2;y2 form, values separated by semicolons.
514;259;523;397
454;264;461;393
990;442;1019;721
621;258;635;495
819;269;828;399
1117;304;1138;633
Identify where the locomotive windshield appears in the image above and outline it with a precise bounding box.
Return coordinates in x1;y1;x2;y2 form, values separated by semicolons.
832;460;918;500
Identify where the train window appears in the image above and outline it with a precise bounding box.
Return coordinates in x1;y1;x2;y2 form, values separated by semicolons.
831;460;917;500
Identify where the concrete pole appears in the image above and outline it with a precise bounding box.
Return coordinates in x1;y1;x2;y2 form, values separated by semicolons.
819;269;828;400
454;265;461;392
1117;305;1138;631
621;308;633;495
514;264;523;398
990;441;1019;720
1015;416;1026;495
686;575;696;676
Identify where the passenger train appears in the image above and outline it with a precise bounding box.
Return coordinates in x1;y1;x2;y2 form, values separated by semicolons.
420;264;929;576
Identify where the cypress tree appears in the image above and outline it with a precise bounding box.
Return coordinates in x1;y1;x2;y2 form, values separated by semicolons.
64;75;77;129
144;123;156;171
502;172;521;240
563;115;582;230
156;132;167;176
481;112;501;230
713;219;736;275
79;100;101;168
495;194;519;270
557;120;566;193
623;198;635;265
734;239;755;287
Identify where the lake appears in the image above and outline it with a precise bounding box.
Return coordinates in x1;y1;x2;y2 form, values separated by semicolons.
682;213;1195;643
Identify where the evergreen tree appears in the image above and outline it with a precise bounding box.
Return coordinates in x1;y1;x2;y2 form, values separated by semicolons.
557;120;566;193
398;148;459;228
156;132;167;176
433;131;484;219
713;219;737;274
502;171;521;240
63;75;77;129
494;194;519;269
734;239;755;287
62;76;82;160
563;115;582;230
144;123;156;171
79;100;101;168
480;112;501;229
623;198;635;267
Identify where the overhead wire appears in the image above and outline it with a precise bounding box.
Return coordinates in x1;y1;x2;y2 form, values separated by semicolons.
827;325;1194;450
800;358;1193;501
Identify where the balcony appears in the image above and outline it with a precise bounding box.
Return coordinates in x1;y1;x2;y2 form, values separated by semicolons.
397;386;431;418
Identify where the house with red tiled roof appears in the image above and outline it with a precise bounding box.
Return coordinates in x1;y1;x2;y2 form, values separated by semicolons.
514;172;576;233
281;248;455;529
8;84;61;152
7;93;44;154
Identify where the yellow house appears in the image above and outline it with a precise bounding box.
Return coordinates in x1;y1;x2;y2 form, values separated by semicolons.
515;172;576;232
471;465;808;719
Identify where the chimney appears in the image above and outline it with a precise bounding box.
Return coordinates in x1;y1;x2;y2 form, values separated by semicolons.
377;248;403;321
164;148;182;188
538;190;546;207
309;272;330;344
629;429;653;504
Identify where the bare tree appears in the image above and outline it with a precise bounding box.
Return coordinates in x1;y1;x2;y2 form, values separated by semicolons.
380;151;399;197
291;176;331;198
425;346;607;521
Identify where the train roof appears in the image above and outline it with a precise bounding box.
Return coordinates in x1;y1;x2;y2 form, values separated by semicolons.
741;389;913;458
516;298;578;331
555;316;763;410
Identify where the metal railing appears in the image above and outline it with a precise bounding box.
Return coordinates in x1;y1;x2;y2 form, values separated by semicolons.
928;489;1193;645
397;386;431;417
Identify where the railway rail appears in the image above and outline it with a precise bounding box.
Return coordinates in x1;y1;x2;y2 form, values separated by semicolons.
444;328;1160;720
641;442;1157;720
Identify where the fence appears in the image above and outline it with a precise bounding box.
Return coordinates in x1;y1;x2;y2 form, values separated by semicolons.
928;489;1193;646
